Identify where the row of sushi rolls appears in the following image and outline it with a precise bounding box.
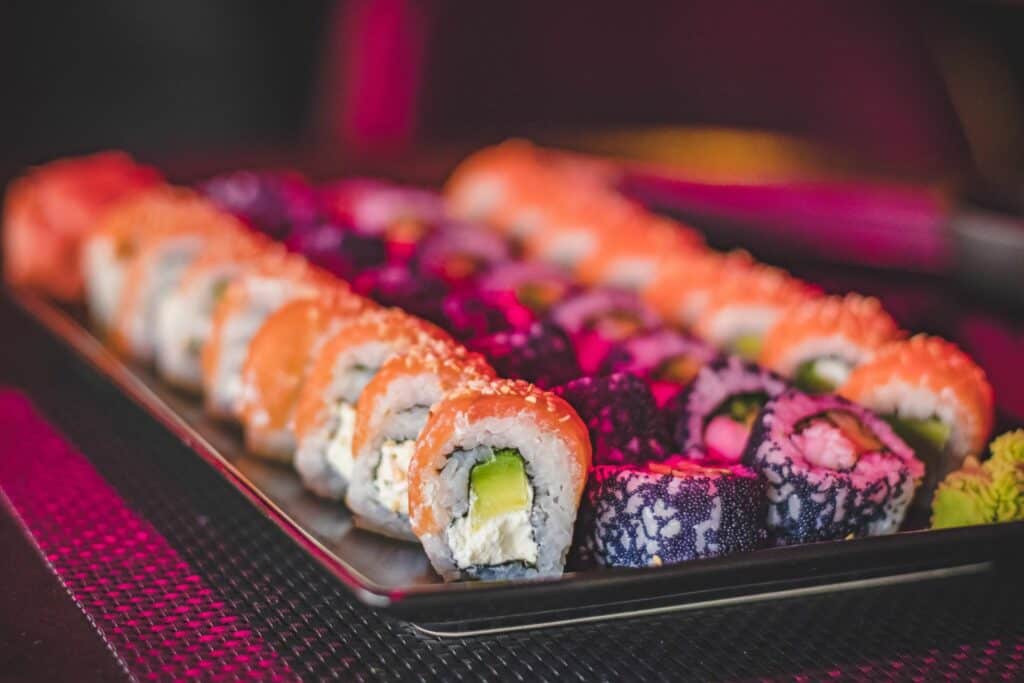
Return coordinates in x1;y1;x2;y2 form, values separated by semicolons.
4;140;1023;582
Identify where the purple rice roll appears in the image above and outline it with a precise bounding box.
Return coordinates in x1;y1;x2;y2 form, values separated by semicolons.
439;288;535;341
413;223;512;287
352;264;449;324
548;288;661;374
742;390;925;545
199;170;317;239
670;355;789;463
468;321;581;388
582;459;767;568
285;221;388;280
319;179;446;234
600;328;717;406
553;373;674;466
478;261;578;315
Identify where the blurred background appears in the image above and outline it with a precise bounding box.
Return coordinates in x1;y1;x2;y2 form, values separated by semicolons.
3;0;1024;190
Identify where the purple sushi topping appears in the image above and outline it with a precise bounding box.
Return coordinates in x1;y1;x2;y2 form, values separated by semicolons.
668;355;789;463
440;288;535;341
468;321;581;389
600;328;717;405
352;264;449;325
413;224;512;286
742;390;924;545
548;289;661;374
199;170;317;239
553;373;674;466
578;460;767;569
285;222;387;280
478;262;578;314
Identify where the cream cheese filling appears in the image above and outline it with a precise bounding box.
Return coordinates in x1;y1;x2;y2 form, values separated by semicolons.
375;438;415;515
325;402;357;481
447;487;537;569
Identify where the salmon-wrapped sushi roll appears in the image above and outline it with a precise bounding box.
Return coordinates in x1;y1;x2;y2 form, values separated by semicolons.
293;309;452;499
642;249;753;329
239;291;371;461
108;197;247;361
346;341;495;540
575;215;705;291
522;194;638;272
840;335;995;498
694;264;819;359
201;254;337;419
3;152;161;301
443;139;545;228
408;379;591;581
760;294;904;393
154;232;275;391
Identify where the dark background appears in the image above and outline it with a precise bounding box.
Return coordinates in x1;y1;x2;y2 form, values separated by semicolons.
2;1;1024;187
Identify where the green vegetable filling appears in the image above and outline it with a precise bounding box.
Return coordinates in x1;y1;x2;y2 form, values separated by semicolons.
653;354;702;385
712;392;768;428
468;448;531;531
794;359;841;394
885;416;951;454
730;333;763;360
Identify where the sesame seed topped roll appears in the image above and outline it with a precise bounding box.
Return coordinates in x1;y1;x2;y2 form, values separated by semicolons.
409;378;591;581
840;335;995;497
345;340;495;541
694;264;819;360
239;291;371;462
293;308;452;500
760;294;904;393
641;249;754;330
200;250;338;419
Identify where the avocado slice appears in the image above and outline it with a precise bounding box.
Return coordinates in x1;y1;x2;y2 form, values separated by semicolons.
730;333;763;360
794;359;836;393
714;392;768;427
885;416;951;453
468;448;531;530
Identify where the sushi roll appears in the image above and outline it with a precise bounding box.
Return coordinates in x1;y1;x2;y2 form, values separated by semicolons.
83;186;198;330
522;194;638;272
285;219;388;282
549;288;661;375
642;249;753;329
199;169;317;240
574;215;705;292
154;232;273;390
201;253;336;419
443;139;547;229
599;328;717;405
439;288;535;341
742;390;925;543
320;179;446;237
694;264;819;359
468;321;581;389
670;355;789;463
3;152;162;301
108;198;245;361
477;261;577;315
408;378;592;581
293;309;452;499
239;290;371;461
346;341;495;540
352;263;450;325
581;459;767;568
760;294;903;393
840;335;995;496
413;223;511;287
553;373;674;466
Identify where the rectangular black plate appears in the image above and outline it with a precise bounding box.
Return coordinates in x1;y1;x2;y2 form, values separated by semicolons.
9;287;1024;635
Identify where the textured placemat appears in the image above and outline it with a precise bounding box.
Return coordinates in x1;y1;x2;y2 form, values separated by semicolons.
3;283;1024;681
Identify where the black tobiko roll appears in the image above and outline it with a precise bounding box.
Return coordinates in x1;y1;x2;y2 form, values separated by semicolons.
413;223;512;287
285;222;388;280
439;288;535;341
553;373;673;466
352;264;449;325
468;321;581;388
581;459;767;568
742;390;925;545
669;355;789;463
